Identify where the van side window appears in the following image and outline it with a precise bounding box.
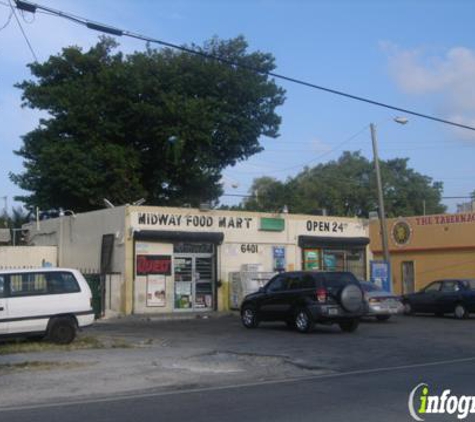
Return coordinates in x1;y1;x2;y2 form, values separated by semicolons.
8;272;80;297
47;272;80;294
10;273;48;296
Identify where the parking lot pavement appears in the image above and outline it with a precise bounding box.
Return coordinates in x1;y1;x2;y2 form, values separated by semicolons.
1;313;475;408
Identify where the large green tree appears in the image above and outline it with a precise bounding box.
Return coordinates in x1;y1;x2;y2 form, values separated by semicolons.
11;36;285;212
243;151;446;217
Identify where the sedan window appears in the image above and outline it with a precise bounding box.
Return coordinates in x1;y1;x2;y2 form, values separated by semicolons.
461;279;475;290
441;281;460;293
423;282;442;293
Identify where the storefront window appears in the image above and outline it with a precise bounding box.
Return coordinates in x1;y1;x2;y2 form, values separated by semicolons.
303;247;366;280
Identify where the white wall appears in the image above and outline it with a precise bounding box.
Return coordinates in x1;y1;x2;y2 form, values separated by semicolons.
0;246;57;270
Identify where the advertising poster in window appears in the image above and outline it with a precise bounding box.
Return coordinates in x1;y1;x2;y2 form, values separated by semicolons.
146;275;166;307
370;260;391;293
174;281;192;309
304;249;320;270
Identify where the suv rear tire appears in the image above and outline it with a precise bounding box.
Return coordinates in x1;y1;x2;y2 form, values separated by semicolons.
46;317;77;344
338;319;359;333
294;308;314;333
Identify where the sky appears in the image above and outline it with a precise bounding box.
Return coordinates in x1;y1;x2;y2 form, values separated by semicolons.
1;0;474;214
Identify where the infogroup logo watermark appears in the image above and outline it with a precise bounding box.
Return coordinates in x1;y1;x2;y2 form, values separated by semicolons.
409;383;475;420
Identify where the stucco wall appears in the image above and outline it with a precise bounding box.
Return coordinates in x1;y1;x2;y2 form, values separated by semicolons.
370;212;475;292
0;246;57;270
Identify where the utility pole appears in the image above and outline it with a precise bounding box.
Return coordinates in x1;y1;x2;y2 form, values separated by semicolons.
370;123;390;265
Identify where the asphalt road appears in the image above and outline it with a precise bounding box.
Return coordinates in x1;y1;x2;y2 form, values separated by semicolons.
2;314;475;421
1;356;473;422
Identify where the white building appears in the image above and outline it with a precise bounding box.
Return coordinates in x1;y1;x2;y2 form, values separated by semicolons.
24;206;369;316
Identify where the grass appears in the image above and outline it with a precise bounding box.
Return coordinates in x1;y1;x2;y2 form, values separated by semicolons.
0;361;91;373
0;335;131;355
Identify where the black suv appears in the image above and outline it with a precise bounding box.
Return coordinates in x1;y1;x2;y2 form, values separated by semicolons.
240;271;366;333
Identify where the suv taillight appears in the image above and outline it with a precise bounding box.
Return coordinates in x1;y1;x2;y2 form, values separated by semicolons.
316;287;327;303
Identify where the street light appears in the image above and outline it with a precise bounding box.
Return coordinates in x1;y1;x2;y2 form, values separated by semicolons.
370;117;408;275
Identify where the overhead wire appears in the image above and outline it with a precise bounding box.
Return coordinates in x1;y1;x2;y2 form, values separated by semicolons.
8;0;37;61
0;8;12;30
7;0;475;133
6;1;475;205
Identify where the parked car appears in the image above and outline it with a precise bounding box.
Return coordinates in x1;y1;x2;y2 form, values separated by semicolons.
240;271;366;333
360;281;403;321
0;268;95;344
402;279;475;319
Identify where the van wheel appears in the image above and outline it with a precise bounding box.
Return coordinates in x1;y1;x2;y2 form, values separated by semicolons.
47;317;77;344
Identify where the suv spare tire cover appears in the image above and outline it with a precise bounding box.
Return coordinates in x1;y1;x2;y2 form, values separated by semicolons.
339;284;363;312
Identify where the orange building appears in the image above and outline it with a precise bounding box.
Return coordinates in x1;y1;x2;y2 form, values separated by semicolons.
369;212;475;294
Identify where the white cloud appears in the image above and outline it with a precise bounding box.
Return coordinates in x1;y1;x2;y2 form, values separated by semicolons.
382;42;475;140
309;137;332;153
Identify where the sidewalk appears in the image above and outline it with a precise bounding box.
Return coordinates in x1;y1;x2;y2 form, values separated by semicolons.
97;310;238;324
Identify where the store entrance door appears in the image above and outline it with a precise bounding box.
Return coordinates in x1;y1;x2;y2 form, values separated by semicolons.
173;243;215;311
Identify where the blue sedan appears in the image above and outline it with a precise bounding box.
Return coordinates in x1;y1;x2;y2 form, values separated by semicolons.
402;279;475;319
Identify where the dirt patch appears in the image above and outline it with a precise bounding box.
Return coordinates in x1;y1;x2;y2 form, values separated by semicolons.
160;351;332;376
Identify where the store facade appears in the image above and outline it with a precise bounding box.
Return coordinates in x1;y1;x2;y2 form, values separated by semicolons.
369;212;475;295
128;208;369;314
25;206;369;316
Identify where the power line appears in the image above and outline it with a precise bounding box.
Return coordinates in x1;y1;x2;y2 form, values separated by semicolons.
8;0;37;61
10;0;475;133
0;8;12;31
230;124;370;175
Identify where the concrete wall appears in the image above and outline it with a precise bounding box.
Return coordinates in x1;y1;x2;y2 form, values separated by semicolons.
25;207;127;274
25;207;129;314
0;246;57;270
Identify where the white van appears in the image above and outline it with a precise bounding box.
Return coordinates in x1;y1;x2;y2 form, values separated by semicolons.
0;268;95;344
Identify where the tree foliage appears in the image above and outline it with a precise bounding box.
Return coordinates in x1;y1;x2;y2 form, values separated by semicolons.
11;36;285;212
243;151;446;217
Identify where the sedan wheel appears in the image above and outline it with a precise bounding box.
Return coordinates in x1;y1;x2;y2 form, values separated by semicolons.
294;308;314;333
454;304;468;320
339;319;360;333
241;306;259;328
376;315;391;322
